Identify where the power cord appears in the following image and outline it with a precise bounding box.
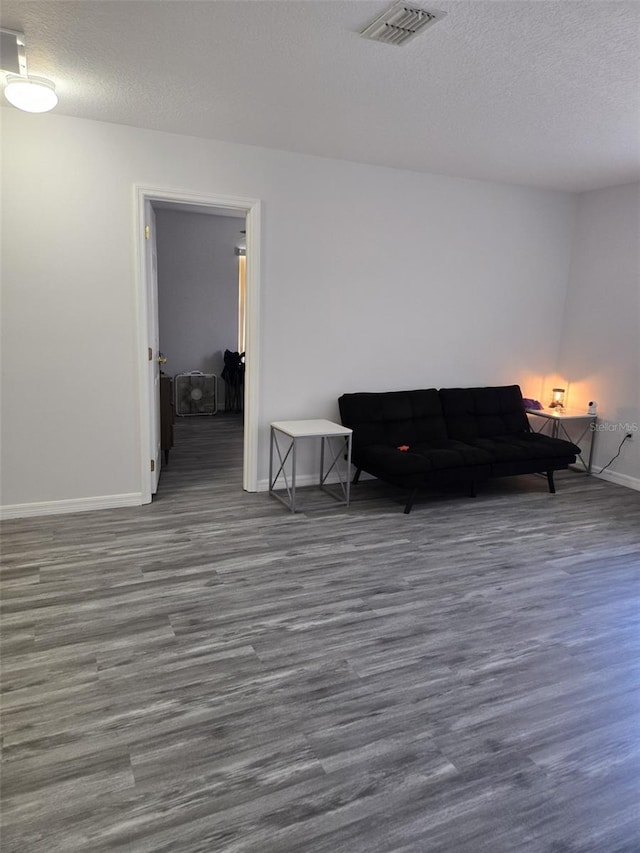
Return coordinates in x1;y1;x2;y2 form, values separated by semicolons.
597;433;632;475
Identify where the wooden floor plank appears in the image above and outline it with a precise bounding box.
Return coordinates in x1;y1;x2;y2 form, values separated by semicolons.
1;414;639;852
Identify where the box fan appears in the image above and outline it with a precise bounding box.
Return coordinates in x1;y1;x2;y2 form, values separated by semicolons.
174;372;218;416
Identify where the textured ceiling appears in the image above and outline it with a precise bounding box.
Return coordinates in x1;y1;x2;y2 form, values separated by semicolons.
2;0;639;191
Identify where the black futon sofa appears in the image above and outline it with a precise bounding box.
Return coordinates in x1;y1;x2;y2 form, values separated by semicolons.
338;385;581;513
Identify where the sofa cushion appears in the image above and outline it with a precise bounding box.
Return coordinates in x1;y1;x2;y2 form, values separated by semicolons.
504;433;580;459
339;390;448;452
439;385;531;442
359;444;434;475
411;440;493;468
472;437;533;462
472;433;579;462
357;443;491;490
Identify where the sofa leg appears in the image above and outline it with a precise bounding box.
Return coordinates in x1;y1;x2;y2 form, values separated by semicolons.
469;480;477;498
546;470;556;494
352;468;362;485
404;487;419;514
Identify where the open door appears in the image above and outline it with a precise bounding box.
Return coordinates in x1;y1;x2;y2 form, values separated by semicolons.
145;200;162;493
136;186;261;502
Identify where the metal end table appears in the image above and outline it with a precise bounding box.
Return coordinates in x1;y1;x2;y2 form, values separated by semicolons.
526;407;597;473
269;419;353;513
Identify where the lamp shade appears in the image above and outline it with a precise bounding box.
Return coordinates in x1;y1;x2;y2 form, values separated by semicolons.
4;74;57;113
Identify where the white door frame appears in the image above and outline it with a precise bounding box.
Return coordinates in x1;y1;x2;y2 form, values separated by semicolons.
134;185;262;502
144;200;162;494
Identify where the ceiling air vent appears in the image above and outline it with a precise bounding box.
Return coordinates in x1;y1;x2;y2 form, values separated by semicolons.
360;2;445;46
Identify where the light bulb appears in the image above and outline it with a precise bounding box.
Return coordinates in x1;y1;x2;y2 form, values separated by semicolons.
4;75;57;113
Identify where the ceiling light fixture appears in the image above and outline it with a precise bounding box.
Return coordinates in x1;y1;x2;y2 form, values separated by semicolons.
4;73;57;113
1;29;58;113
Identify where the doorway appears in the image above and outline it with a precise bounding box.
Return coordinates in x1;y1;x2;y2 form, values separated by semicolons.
135;187;262;504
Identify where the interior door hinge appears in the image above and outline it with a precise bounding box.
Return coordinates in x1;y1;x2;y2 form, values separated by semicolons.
148;347;153;361
150;459;155;472
145;225;151;240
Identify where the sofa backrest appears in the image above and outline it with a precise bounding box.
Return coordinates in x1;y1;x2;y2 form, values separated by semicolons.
338;390;448;451
439;385;530;442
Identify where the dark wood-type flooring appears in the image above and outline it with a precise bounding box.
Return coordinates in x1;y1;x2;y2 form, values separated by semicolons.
1;415;639;852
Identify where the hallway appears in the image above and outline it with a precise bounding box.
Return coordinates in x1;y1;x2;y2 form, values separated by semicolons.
156;412;245;497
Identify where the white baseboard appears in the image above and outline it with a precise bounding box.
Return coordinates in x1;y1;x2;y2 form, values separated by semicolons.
257;471;349;492
0;493;145;520
593;469;640;492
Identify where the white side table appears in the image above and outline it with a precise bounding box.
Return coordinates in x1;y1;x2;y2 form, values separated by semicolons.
526;408;597;473
269;419;353;513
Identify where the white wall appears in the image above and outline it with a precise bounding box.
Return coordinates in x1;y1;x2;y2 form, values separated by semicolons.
155;210;241;403
1;110;577;513
557;182;640;488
